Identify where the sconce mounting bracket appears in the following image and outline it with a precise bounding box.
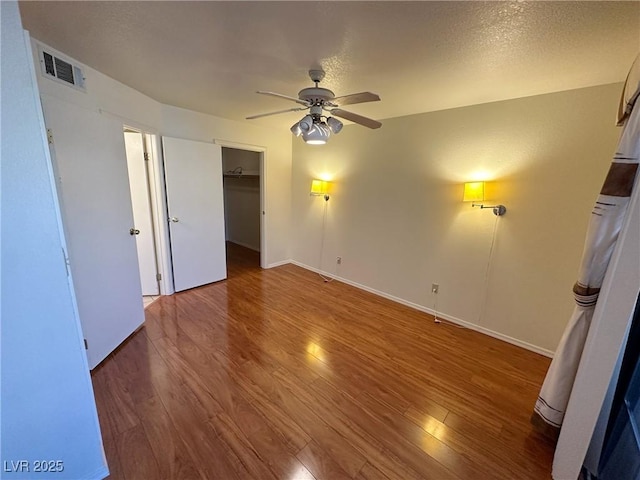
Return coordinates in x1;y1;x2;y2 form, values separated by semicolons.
472;203;507;216
493;205;506;216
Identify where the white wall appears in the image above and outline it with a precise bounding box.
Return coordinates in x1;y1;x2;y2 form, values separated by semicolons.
222;148;261;251
31;38;292;271
1;3;107;478
291;83;622;354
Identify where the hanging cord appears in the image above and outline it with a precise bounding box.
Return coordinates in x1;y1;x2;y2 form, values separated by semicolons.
318;199;334;283
433;287;466;328
433;215;500;329
477;213;501;324
433;288;441;323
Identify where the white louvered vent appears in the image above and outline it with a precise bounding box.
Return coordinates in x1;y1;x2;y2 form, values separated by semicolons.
38;46;86;91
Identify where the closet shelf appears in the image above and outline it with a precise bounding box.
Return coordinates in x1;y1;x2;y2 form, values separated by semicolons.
223;174;259;179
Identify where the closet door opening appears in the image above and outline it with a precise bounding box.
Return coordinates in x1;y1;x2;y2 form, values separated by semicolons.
221;147;263;270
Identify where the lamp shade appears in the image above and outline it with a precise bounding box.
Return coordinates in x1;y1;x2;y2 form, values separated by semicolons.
327;116;343;134
290;122;302;136
310;179;329;195
463;181;485;202
302;122;330;145
299;115;314;132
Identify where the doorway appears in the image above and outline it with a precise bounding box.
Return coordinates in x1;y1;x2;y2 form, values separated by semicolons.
123;128;161;304
221;147;264;270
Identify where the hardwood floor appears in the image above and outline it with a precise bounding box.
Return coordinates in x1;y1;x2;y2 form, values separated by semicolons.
92;242;555;479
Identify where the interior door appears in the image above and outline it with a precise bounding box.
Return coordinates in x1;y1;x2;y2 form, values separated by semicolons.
42;95;145;369
124;131;159;295
162;136;227;291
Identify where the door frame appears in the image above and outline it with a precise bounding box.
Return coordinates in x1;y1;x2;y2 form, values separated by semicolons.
214;139;267;269
146;131;174;295
122;133;269;293
115;120;174;295
123;126;162;295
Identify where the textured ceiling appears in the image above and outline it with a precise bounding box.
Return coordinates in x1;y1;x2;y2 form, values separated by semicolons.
19;1;640;129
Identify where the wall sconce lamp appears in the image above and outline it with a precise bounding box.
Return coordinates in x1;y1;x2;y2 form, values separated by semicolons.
311;179;330;201
463;181;506;216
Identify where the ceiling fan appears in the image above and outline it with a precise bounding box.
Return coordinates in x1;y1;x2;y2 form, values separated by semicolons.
246;69;382;145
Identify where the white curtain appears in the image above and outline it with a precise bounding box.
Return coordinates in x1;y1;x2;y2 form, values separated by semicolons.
534;55;640;431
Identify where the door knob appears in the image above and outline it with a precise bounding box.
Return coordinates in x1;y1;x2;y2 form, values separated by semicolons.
129;228;140;235
170;217;180;223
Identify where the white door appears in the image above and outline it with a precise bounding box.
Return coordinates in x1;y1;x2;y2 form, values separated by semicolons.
124;131;159;295
162;136;227;291
42;95;145;369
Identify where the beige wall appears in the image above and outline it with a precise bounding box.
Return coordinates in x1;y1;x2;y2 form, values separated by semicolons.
291;83;623;354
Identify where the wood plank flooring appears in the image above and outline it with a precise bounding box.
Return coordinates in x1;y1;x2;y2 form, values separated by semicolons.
92;242;555;479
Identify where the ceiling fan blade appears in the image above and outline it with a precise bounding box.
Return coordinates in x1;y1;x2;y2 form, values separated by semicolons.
256;91;309;106
246;107;308;120
331;108;382;129
332;92;380;106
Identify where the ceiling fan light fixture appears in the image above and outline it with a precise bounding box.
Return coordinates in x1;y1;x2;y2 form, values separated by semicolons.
302;122;330;145
247;69;381;138
290;121;302;136
299;115;314;132
327;116;343;134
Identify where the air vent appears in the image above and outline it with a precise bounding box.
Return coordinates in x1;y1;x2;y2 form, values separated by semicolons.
38;46;86;91
43;51;55;76
54;56;74;84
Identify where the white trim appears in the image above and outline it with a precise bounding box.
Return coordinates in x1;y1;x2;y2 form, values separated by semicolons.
100;109;159;136
145;133;173;295
141;132;162;293
266;259;291;269
213;139;265;152
119;125;173;296
290;260;555;358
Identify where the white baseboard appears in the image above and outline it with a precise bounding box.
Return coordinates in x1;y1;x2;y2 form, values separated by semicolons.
266;259;291;269
290;260;554;358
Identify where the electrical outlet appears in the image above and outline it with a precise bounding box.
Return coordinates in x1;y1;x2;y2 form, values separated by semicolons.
431;283;439;294
336;256;342;265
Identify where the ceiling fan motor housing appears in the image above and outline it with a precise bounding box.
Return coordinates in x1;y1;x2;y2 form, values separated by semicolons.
308;69;325;83
298;87;335;106
309;105;324;117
